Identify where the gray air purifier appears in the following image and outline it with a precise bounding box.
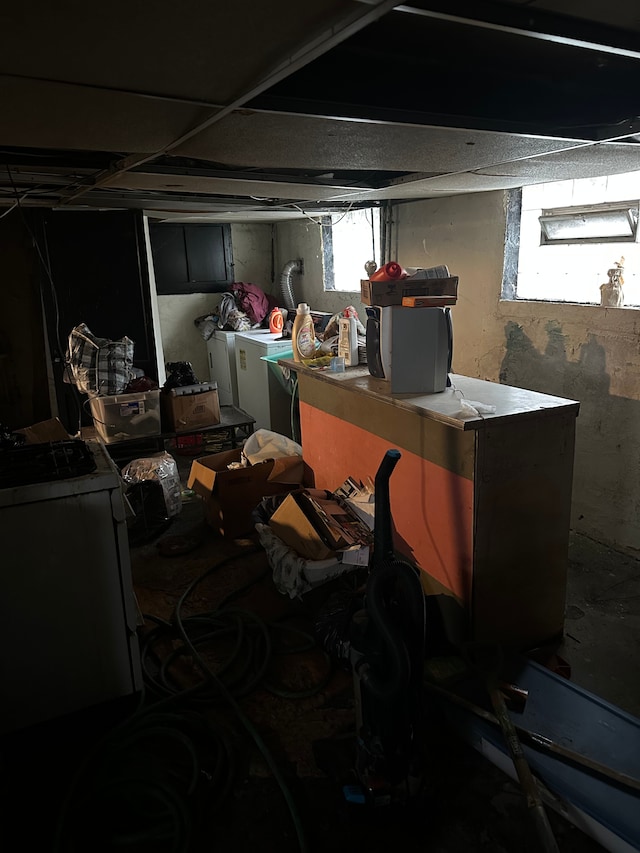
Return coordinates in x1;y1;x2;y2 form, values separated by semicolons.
366;306;453;394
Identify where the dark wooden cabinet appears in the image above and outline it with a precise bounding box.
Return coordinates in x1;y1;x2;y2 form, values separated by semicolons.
149;223;233;294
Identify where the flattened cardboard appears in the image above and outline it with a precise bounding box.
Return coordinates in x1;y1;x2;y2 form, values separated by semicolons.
15;418;71;444
188;448;304;538
269;489;373;562
269;492;336;561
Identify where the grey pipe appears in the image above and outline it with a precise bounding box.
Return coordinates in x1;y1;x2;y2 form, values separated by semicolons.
280;259;302;312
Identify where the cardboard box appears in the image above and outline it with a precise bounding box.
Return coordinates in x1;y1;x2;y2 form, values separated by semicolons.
188;448;304;538
162;388;221;432
269;489;373;562
360;276;458;307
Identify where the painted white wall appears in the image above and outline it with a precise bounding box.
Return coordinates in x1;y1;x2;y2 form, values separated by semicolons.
155;223;273;381
230;223;275;293
274;219;368;320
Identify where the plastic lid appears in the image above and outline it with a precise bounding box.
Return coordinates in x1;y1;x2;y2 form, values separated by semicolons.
296;302;310;314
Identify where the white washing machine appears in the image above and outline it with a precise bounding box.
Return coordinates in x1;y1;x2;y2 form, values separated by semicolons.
206;328;270;407
234;331;294;436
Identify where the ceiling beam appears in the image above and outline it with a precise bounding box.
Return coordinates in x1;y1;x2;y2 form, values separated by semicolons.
394;3;640;59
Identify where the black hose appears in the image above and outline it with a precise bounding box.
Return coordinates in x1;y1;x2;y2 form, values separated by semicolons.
172;559;311;853
357;563;411;702
362;448;426;703
54;698;234;853
55;550;325;853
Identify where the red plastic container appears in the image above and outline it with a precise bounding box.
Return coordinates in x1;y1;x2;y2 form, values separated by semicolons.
369;262;408;281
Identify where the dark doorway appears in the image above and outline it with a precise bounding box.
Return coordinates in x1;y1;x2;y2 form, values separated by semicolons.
38;210;157;433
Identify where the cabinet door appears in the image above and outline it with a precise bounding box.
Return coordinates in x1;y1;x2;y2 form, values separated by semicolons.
150;223;234;294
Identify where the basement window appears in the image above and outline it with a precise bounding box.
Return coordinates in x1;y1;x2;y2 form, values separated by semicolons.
323;207;380;291
539;203;639;245
503;172;640;306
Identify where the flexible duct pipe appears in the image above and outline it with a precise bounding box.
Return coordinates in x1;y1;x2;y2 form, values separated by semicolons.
280;259;302;312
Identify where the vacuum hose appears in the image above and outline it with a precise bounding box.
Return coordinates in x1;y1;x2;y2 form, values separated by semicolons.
357;560;425;703
358;448;426;703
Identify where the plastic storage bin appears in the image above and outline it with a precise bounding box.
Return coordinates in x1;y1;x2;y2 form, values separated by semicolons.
89;390;161;443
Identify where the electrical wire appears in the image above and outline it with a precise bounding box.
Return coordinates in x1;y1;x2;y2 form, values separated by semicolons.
289;203;325;226
5;165;84;435
288;201;356;227
326;201;355;226
0;201;18;220
5;167;64;355
368;207;377;264
0;179;59;217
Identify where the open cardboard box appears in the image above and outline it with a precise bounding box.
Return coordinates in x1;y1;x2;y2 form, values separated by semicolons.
360;276;458;307
269;488;373;562
188;448;304;538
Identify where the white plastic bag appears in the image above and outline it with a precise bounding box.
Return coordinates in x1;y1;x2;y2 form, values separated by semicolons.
242;429;302;466
121;451;182;517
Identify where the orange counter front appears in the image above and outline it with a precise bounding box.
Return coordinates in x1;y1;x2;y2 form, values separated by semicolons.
282;362;580;650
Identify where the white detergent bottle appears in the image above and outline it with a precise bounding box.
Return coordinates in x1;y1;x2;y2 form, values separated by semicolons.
338;316;358;366
292;302;316;361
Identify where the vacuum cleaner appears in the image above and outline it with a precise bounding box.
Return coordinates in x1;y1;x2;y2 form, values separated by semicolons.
348;449;427;806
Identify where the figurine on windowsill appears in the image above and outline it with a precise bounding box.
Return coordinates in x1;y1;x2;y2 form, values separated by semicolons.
600;257;625;307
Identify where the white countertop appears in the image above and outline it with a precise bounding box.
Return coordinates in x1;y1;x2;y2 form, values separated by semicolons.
280;361;580;430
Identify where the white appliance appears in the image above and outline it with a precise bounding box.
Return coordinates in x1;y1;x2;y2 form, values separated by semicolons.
234;331;294;436
206;330;241;407
206;328;270;407
0;440;142;734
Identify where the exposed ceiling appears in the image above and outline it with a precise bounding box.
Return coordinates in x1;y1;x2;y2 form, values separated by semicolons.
1;0;640;222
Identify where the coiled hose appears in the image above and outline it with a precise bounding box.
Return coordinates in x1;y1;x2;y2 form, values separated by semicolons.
54;551;332;853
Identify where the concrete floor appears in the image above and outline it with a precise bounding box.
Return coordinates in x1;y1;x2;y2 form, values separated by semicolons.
3;449;637;852
561;532;640;719
124;452;640;852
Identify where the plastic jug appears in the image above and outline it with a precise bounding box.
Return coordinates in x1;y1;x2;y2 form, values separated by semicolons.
292;303;316;361
369;262;408;282
269;307;284;334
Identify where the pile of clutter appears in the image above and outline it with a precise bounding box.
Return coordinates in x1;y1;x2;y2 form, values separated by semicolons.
65;323;161;443
194;282;278;339
187;428;375;598
302;305;368;368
